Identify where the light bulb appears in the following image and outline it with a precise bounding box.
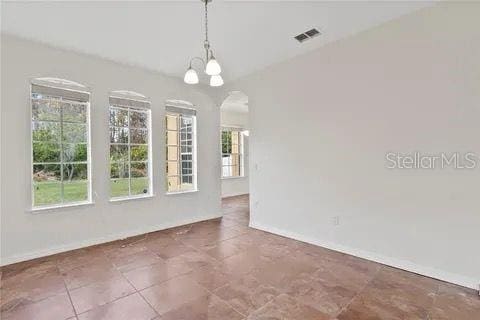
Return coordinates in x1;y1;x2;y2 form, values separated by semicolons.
184;68;199;84
205;58;221;76
210;74;224;87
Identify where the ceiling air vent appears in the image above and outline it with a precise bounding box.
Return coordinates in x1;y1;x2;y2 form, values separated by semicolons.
294;33;309;43
294;28;321;43
305;28;320;38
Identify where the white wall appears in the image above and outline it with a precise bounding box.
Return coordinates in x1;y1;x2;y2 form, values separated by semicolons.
220;110;249;198
227;2;480;289
0;35;221;265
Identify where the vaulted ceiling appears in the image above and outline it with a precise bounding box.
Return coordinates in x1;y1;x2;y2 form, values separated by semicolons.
1;1;431;83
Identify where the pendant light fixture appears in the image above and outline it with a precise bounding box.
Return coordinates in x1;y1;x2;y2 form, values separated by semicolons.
184;0;223;87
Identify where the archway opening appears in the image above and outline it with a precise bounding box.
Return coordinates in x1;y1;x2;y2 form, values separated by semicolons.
220;91;249;200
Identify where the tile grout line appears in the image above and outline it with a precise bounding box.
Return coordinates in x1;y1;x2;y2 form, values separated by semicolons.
122;260;193;292
117;260;161;318
211;291;248;318
207;263;283;318
74;291;138;318
57;263;79;320
196;276;249;318
63;242;165;317
333;264;384;318
174;225;250;252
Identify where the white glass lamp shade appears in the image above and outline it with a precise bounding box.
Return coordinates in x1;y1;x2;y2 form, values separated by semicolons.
184;68;199;84
210;74;224;87
205;58;221;76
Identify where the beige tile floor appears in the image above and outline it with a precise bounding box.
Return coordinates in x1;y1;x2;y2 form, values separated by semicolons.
1;195;479;319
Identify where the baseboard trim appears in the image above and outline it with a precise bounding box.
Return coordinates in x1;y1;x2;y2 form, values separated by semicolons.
221;193;249;199
250;221;479;291
1;214;221;266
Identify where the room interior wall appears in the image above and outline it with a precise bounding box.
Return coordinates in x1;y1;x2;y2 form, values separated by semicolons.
226;2;480;289
220;110;249;198
0;34;222;265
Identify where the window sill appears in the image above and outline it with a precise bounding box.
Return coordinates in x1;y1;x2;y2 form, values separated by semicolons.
28;200;94;213
221;176;246;180
166;189;198;196
110;194;155;203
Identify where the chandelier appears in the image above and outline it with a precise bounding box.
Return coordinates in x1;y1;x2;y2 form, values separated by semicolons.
184;0;223;87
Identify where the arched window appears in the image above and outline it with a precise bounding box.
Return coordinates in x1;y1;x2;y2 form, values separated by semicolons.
31;78;91;209
165;100;197;193
109;91;152;200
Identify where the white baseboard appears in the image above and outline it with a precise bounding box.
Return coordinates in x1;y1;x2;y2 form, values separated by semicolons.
250;221;479;291
221;193;249;199
1;214;221;266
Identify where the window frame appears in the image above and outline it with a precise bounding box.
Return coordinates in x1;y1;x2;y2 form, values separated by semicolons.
29;83;93;211
108;98;153;201
221;127;245;179
165;107;198;194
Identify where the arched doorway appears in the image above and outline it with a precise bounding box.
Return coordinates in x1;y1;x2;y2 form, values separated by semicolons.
219;91;249;199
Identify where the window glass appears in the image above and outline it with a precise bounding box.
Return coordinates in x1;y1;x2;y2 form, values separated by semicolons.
165;111;196;193
31;88;91;208
109;104;151;199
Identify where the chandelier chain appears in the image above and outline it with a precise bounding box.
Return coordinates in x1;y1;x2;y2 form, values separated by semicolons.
204;0;209;43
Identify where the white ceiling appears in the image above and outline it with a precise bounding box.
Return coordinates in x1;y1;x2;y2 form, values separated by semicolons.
221;91;249;113
1;1;431;83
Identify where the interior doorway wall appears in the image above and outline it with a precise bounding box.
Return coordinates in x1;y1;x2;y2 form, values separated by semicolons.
220;91;249;198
